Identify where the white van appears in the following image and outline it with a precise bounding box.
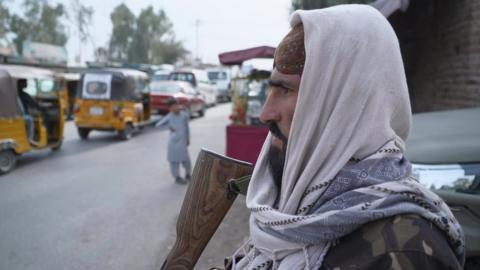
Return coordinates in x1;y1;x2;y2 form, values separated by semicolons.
170;69;217;107
207;68;231;102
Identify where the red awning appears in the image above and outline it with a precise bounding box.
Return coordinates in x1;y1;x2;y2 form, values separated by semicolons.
218;46;275;66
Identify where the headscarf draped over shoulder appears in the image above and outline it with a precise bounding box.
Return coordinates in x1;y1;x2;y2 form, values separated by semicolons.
235;4;465;270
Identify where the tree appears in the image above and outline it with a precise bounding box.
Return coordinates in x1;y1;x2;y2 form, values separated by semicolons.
108;4;187;64
9;0;67;53
69;0;93;63
152;38;188;64
0;0;10;44
109;3;135;62
128;6;163;63
292;0;374;10
128;6;181;64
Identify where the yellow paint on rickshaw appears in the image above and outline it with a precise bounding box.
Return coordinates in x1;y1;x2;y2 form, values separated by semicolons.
75;99;148;131
59;81;69;115
34;118;48;148
0;117;32;153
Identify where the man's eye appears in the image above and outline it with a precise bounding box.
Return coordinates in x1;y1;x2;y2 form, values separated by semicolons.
267;86;292;96
279;87;291;95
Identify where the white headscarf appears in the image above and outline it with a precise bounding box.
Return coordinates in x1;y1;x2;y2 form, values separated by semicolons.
234;4;464;270
273;4;411;216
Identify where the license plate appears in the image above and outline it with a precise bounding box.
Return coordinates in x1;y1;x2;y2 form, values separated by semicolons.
89;106;104;116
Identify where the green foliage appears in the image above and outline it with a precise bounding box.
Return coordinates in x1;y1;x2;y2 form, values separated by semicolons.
0;0;10;41
292;0;373;10
152;38;188;64
109;4;187;64
70;0;93;43
109;3;136;62
128;6;170;63
9;0;67;52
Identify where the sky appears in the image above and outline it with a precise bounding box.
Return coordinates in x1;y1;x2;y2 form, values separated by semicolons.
11;0;293;67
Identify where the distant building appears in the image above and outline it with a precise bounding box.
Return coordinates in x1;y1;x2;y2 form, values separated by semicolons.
0;46;17;56
387;0;480;112
0;36;18;57
22;41;68;66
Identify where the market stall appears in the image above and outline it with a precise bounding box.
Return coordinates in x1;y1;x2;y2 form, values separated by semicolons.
219;46;274;164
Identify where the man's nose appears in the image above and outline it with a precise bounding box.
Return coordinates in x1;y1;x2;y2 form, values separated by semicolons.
260;96;280;124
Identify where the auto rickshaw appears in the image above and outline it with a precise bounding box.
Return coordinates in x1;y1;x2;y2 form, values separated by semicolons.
74;68;152;140
0;65;65;174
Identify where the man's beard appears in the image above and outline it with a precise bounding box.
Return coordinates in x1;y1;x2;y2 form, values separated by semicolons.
267;122;288;191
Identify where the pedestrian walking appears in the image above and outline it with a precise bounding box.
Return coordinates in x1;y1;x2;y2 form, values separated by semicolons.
155;98;191;184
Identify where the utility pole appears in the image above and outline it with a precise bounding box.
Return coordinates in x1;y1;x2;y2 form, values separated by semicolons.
71;0;93;65
74;0;82;64
77;14;82;64
194;19;202;63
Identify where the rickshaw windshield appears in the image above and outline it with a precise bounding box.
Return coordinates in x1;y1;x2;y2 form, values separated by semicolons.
24;78;59;98
38;79;57;96
134;77;149;94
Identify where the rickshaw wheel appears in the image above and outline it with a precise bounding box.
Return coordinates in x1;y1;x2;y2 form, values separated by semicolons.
120;123;133;140
0;150;17;174
78;128;91;140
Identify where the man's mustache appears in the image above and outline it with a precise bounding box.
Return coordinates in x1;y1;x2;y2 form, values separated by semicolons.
268;122;288;143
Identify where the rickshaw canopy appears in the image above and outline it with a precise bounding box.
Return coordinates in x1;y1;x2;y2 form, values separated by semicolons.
0;64;56;80
78;69;148;101
0;69;22;118
57;72;81;81
218;46;276;66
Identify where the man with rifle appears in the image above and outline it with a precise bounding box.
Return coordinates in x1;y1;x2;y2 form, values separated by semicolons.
162;5;465;270
224;5;465;270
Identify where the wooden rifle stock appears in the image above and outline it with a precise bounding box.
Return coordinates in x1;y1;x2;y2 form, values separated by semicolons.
160;149;253;270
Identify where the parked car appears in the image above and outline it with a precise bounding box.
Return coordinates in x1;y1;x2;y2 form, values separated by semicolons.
406;107;480;269
170;69;217;107
207;68;231;102
150;80;206;117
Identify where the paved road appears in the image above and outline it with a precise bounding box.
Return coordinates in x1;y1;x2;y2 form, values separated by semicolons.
0;103;250;270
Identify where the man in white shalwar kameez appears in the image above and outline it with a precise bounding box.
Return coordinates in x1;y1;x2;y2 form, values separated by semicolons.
155;98;191;184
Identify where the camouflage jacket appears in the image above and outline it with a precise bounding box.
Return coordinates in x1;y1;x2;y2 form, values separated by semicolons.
320;214;462;270
220;214;461;270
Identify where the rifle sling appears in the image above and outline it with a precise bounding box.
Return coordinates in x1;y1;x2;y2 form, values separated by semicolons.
228;174;251;196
